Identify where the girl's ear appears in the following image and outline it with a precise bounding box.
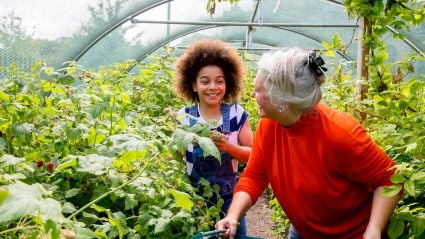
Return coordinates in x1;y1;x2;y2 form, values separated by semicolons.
192;83;197;92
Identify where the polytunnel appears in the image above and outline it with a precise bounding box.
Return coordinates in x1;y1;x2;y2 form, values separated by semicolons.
1;1;425;239
1;0;424;73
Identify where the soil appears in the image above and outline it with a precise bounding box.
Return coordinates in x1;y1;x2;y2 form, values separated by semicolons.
245;193;283;239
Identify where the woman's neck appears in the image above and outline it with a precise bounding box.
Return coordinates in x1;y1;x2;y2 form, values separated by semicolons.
278;107;303;128
198;103;222;122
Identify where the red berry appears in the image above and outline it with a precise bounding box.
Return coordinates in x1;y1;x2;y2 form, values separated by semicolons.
46;161;54;169
36;160;43;167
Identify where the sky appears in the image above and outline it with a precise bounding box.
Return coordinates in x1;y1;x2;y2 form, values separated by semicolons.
0;0;253;40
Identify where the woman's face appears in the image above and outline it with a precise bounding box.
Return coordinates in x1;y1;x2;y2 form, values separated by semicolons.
193;65;226;107
251;71;280;119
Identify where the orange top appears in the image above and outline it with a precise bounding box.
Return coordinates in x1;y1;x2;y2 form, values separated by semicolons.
235;103;395;239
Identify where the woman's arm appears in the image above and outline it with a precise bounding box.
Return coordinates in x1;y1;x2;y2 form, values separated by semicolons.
363;186;401;239
216;191;253;239
213;120;253;163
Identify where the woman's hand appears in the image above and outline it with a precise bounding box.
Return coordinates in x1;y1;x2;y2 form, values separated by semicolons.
215;217;240;239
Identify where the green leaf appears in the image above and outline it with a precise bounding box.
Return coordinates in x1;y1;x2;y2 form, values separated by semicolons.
0;182;64;223
0;188;10;205
168;189;194;211
0;154;25;166
45;219;61;239
390;174;406;184
110;134;148;152
89;104;105;119
56;158;78;172
91;204;107;213
410;172;425;183
58;75;75;85
197;137;221;160
382;184;402;197
77;154;113;175
154;217;169;234
12;123;34;136
65;127;82;141
325;50;335;57
62;202;76;214
388;218;405;239
125;196;138;210
411;217;425;237
114;151;146;172
405;143;417;153
64;188;81;198
404;181;416;197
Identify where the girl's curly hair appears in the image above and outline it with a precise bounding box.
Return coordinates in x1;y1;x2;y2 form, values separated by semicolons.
173;39;244;103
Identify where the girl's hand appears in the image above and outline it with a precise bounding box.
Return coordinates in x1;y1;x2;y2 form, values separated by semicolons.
210;131;230;152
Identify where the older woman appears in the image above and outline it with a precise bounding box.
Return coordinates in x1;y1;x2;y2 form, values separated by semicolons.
216;47;400;239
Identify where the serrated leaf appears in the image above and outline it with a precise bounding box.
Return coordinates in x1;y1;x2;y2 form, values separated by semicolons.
388;218;405;239
125;196;138;210
404;181;416;197
168;189;194;211
62;202;76;214
12;123;34;136
65;127;82;141
0;154;25;166
114;150;146;171
77;154;113;175
0;182;64;223
65;188;81;198
89;104;105;119
110;134;147;152
154;218;169;234
197;137;221;160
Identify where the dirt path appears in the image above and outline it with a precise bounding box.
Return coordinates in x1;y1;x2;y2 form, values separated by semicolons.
245;194;282;239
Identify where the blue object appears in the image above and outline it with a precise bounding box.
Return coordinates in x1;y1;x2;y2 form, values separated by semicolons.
191;229;263;239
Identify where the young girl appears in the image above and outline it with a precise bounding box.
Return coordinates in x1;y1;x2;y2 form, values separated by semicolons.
173;39;253;236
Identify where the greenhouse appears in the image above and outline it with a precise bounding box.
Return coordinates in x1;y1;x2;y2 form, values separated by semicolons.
0;0;424;238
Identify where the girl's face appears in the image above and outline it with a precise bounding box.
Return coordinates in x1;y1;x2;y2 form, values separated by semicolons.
251;71;280;119
193;65;226;107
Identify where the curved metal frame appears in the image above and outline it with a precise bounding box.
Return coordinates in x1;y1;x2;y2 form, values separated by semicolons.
134;25;353;63
74;0;424;64
73;0;175;61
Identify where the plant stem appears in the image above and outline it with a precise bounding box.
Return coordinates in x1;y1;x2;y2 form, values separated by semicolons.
0;225;37;235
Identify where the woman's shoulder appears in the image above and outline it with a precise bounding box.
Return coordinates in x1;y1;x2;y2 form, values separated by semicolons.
318;103;366;140
318;103;360;128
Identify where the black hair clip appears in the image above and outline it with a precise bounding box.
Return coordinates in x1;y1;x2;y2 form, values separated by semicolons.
308;52;328;76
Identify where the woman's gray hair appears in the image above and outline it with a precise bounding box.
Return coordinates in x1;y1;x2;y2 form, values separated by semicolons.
257;47;326;111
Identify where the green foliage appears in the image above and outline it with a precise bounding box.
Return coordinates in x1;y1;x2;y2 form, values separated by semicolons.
0;55;221;238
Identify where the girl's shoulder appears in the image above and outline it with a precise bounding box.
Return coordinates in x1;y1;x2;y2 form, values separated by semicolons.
222;103;247;113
